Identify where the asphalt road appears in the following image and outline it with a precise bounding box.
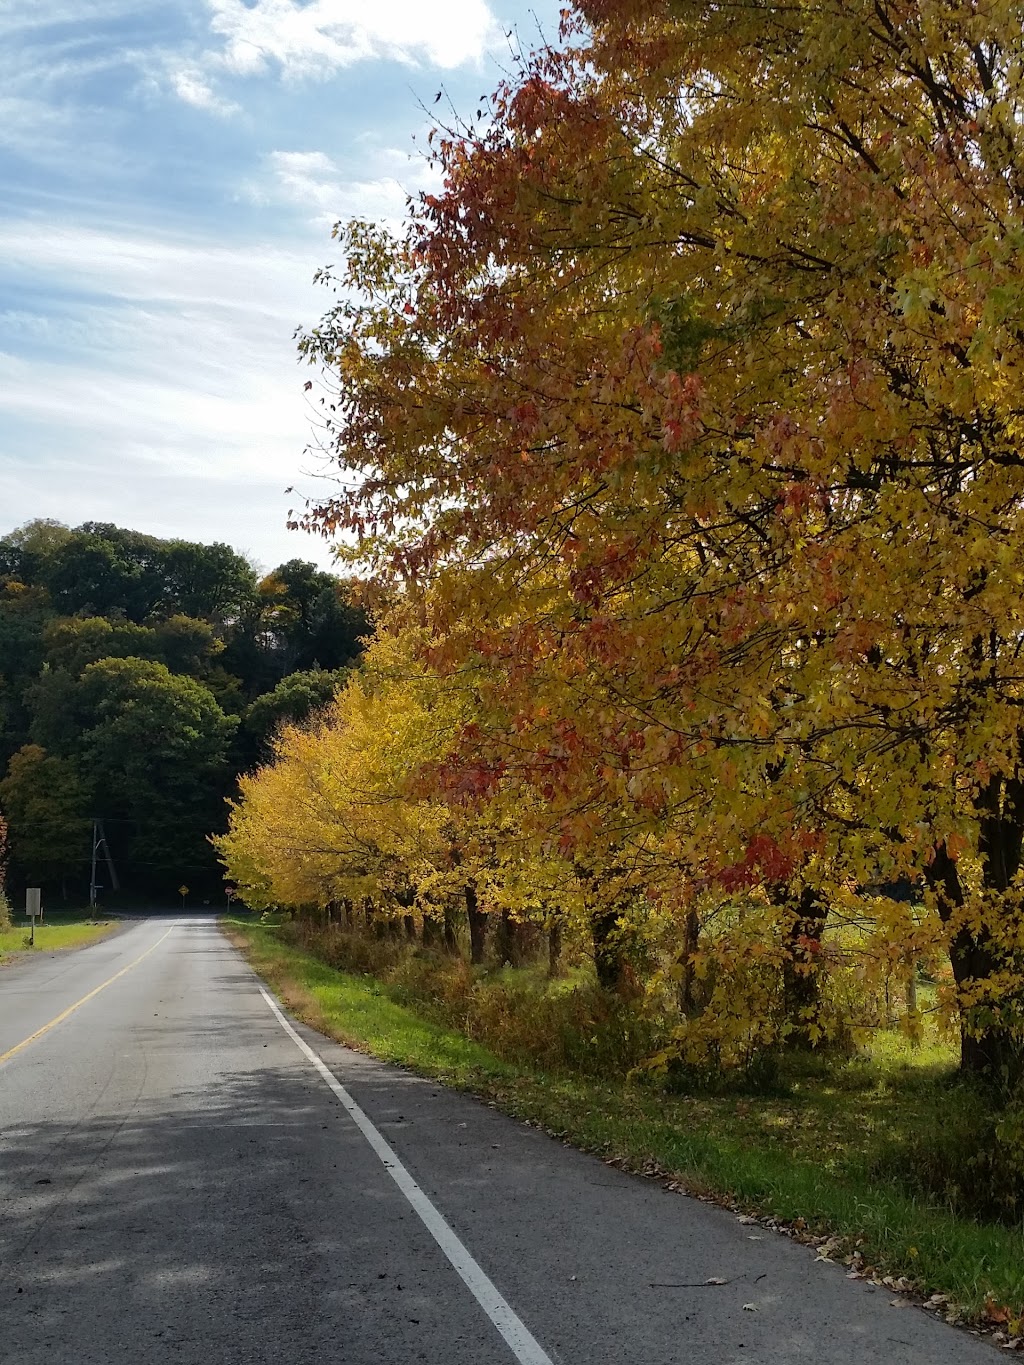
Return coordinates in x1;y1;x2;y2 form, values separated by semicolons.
0;916;998;1364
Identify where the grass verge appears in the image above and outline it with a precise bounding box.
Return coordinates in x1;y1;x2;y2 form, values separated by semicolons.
224;913;1024;1334
0;908;118;960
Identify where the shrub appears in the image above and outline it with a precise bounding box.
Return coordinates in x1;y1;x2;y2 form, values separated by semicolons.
280;918;663;1077
867;1079;1024;1224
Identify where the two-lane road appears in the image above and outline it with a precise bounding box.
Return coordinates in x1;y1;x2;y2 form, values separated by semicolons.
0;917;997;1363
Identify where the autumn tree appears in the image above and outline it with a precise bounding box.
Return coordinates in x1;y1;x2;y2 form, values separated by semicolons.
217;621;585;969
297;1;1024;1081
217;629;459;919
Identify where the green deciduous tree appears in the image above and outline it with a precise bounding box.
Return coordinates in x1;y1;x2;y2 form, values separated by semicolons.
75;658;237;882
40;614;223;678
160;539;258;622
0;745;91;892
258;560;368;672
0;519;367;895
242;667;350;757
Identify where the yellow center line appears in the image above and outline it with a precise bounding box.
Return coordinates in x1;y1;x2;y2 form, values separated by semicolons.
0;925;175;1068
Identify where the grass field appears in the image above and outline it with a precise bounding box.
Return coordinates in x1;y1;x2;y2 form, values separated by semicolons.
224;913;1024;1335
0;908;118;959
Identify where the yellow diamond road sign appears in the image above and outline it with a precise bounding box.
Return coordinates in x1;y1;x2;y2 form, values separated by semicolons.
178;885;189;897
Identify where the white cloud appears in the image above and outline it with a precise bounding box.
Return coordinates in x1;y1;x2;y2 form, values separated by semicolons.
164;0;503;117
169;65;240;116
203;0;501;78
0;219;341;568
0;26;149;181
0;95;70;158
269;150;344;211
0;221;319;320
261;145;440;227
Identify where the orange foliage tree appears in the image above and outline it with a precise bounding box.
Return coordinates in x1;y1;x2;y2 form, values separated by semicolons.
295;2;1024;1081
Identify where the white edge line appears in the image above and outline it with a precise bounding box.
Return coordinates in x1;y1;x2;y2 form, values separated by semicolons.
258;985;555;1365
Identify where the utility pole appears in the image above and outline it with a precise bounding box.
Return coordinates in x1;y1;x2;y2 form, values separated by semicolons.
99;820;119;892
89;819;120;911
89;819;99;910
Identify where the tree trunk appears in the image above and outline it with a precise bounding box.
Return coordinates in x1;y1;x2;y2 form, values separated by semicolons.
591;906;627;994
949;920;1020;1078
443;900;460;956
422;913;442;949
547;919;563;978
393;887;417;944
905;965;921;1047
775;884;828;1046
677;908;700;1014
927;836;1024;1086
341;898;354;929
493;909;523;967
363;896;375;932
465;883;488;965
575;862;633;995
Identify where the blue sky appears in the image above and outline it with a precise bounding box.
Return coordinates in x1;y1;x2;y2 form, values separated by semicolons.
0;0;561;572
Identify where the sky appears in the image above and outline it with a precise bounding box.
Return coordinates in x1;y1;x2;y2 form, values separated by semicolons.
0;0;562;573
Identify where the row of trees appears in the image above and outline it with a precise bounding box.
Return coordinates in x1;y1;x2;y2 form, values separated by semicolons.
0;520;367;894
219;625;937;1073
224;0;1024;1085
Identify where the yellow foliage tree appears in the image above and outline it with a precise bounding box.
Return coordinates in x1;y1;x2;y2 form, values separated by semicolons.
295;2;1024;1082
217;629;455;915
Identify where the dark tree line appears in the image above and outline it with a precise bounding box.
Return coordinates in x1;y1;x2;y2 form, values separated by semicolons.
0;520;367;899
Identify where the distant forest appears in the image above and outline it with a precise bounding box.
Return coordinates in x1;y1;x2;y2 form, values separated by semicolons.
0;519;367;902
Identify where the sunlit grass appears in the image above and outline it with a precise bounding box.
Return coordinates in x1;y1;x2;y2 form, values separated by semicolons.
0;908;117;959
